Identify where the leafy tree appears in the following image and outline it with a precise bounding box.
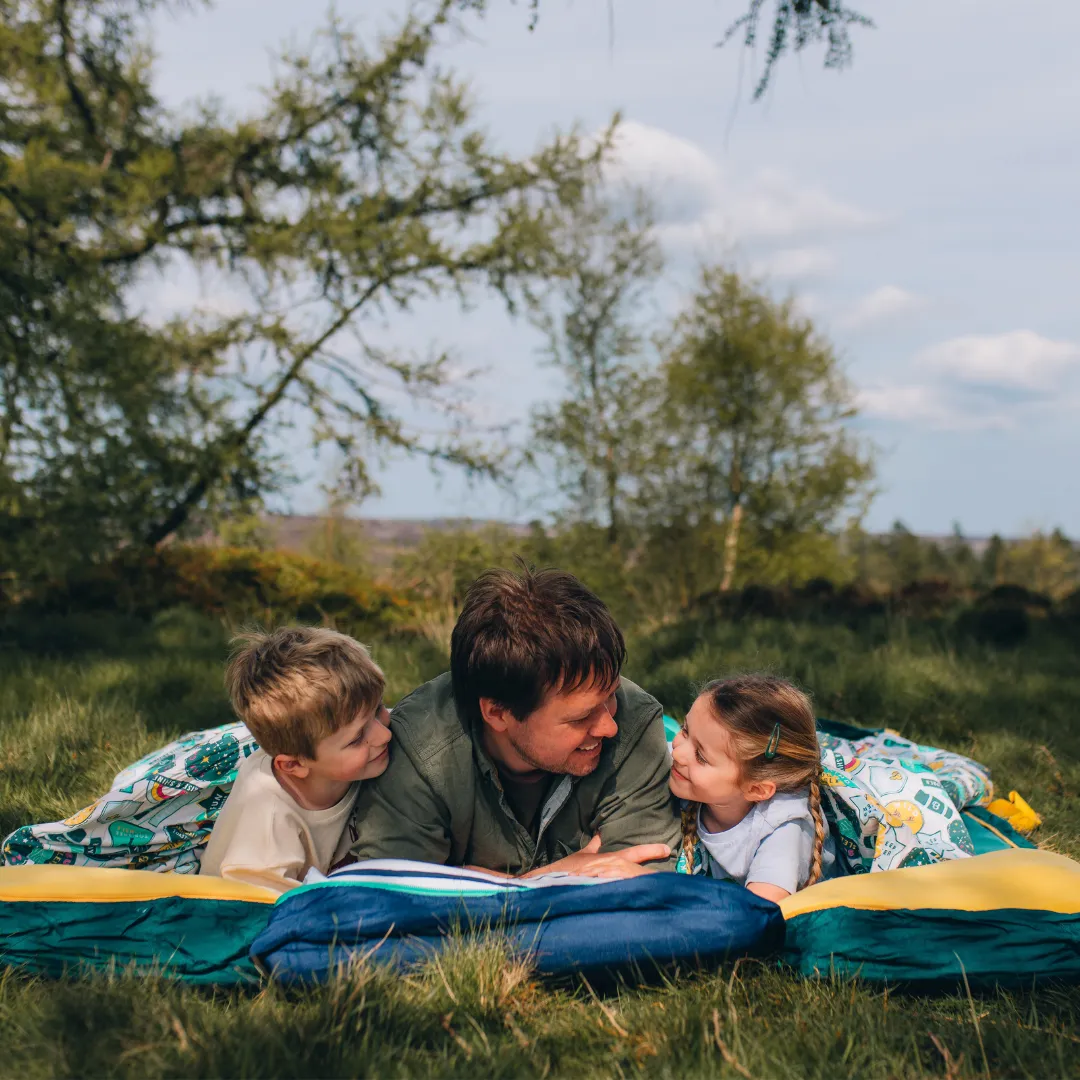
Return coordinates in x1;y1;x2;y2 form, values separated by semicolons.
1002;529;1079;600
0;0;604;581
651;266;873;591
944;522;981;589
525;192;662;547
524;0;873;100
981;534;1007;588
722;0;873;100
883;521;928;587
216;513;278;552
304;499;371;574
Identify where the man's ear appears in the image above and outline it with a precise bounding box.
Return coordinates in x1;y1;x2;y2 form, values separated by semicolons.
478;697;514;733
273;753;311;780
744;779;777;804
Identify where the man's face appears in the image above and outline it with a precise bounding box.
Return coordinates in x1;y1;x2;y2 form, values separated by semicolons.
495;677;620;777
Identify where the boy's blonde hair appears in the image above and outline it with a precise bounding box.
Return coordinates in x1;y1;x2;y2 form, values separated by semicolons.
225;626;385;759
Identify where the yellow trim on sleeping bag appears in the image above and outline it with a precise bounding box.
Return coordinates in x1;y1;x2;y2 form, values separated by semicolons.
0;865;277;904
780;848;1080;919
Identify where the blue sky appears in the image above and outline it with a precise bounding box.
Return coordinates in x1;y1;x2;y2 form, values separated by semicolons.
150;1;1080;535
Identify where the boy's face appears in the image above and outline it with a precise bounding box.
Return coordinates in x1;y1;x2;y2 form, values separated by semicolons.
309;701;393;783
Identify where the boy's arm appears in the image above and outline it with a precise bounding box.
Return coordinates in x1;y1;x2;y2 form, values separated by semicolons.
205;806;310;894
349;734;452;864
217;865;304;895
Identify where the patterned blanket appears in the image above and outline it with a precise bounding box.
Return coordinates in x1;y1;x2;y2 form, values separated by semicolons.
1;723;257;872
818;727;991;873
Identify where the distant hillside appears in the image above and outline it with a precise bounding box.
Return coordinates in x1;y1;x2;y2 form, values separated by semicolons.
207;514;1021;568
247;515;533;568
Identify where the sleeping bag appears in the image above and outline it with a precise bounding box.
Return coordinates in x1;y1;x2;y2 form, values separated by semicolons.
249;859;786;982
780;847;1080;987
0;864;275;984
3;716;1078;990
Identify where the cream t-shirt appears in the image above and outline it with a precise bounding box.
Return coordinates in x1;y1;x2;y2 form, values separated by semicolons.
199;749;359;894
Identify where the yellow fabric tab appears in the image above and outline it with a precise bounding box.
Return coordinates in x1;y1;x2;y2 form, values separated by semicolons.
0;865;277;904
985;791;1043;833
780;849;1080;919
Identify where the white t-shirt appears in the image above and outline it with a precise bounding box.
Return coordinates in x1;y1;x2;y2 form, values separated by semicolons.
696;791;832;894
199;749;359;894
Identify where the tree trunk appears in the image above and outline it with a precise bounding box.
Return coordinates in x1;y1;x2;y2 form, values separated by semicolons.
720;501;743;593
605;442;619;547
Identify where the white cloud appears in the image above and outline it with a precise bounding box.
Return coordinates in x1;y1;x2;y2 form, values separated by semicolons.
725;168;879;241
752;247;836;281
857;329;1080;432
606;121;721;225
856;383;1014;432
604;121;878;251
841;285;924;329
915;330;1080;391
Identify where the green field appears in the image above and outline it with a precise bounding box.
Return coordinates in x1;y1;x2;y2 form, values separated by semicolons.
1;609;1079;1079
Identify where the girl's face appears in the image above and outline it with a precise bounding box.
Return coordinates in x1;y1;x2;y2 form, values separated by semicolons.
670;694;779;815
669;696;747;807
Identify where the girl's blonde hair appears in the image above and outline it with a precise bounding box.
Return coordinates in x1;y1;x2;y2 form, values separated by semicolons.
680;674;826;889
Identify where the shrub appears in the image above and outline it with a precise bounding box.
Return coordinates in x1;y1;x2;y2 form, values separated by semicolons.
891;578;962;617
979;584;1052;612
9;546;410;632
956;604;1031;648
737;584;789;618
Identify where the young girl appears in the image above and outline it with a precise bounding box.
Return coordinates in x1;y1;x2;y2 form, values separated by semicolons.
669;674;832;901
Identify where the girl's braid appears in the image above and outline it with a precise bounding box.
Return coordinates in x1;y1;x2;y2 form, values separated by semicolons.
680;801;700;873
804;770;826;888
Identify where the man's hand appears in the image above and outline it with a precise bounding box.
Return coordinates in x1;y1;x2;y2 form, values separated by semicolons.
523;834;671;880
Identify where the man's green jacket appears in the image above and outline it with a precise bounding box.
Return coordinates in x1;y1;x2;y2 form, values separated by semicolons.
349;673;682;873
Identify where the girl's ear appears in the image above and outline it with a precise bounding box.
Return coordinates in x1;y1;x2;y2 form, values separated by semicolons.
744;779;777;804
274;753;310;780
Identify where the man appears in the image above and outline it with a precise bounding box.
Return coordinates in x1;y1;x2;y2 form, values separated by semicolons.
350;564;681;876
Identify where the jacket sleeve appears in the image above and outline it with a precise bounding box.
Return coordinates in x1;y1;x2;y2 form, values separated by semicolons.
589;709;682;871
348;728;453;865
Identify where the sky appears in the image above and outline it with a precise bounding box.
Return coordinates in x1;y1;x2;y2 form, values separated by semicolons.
149;0;1080;535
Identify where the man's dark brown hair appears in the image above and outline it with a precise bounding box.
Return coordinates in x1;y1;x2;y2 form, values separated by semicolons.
450;563;626;723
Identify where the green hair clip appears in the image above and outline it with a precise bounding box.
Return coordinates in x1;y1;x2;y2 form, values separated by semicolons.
764;722;782;760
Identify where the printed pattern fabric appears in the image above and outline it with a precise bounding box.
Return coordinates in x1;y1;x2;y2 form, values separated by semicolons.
819;729;991;874
677;729;992;877
0;723;257;873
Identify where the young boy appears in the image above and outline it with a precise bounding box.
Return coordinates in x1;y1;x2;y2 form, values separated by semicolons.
199;626;391;894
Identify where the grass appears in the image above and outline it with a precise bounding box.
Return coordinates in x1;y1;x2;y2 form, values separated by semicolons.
1;606;1079;1079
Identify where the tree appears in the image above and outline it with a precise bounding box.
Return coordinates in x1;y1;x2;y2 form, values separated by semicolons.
944;522;981;590
525;192;662;547
524;0;873;100
884;520;928;587
653;266;873;591
721;0;873;100
0;0;604;581
1002;529;1079;600
981;534;1007;588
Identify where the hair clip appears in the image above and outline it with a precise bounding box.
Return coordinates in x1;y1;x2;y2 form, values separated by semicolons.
764;722;781;760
